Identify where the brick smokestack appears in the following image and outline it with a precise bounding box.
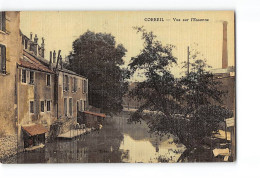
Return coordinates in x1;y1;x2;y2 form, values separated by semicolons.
222;21;228;69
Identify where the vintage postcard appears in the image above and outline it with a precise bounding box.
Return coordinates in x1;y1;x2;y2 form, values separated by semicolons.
0;11;235;163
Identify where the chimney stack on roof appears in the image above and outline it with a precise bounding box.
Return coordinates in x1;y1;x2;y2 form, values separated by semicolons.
222;21;228;69
41;37;45;58
34;34;38;43
29;33;39;56
53;50;56;64
49;51;52;65
60;55;63;69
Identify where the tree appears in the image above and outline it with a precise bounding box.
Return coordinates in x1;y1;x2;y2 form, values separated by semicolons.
67;31;129;114
128;26;180;119
128;27;233;162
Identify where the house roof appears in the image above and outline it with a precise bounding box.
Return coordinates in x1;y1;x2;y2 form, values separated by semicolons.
59;68;83;77
19;50;54;74
22;124;48;136
210;66;235;74
84;111;106;118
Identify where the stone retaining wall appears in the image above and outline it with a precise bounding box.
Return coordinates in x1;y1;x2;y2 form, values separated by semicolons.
0;135;18;162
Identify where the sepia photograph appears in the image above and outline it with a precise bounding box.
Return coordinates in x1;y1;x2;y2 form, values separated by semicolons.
0;11;235;164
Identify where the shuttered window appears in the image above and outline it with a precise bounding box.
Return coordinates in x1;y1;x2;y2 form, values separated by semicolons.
46;74;51;86
64;98;67;116
47;101;51;111
73;77;77;92
40;101;44;112
69;98;72;116
63;75;69;91
84;100;87;111
83;80;88;93
66;76;69;91
29;71;34;84
63;74;65;91
22;69;26;83
80;100;83;111
0;44;6;74
30;101;34;114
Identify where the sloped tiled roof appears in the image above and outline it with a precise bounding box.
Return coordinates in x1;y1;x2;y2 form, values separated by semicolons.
22;124;48;136
19;50;54;74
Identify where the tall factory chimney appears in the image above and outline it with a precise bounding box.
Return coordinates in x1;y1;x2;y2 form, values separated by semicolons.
222;21;228;69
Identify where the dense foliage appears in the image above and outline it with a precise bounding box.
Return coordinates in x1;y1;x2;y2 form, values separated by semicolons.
67;31;129;114
128;27;233;161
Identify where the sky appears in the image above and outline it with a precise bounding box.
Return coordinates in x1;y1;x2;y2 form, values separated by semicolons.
20;11;234;80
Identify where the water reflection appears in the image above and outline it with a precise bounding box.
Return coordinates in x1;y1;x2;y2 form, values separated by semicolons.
119;134;185;163
4;112;185;163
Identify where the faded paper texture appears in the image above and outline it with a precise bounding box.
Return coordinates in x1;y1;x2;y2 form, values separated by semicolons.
0;11;235;163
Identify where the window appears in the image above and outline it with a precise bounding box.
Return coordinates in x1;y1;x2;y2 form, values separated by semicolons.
0;12;6;32
66;76;69;91
64;98;67;116
29;71;34;84
69;98;72;116
21;69;26;83
84;100;87;111
72;77;77;92
83;80;88;93
80;100;83;112
47;101;51;112
63;75;69;91
30;101;34;114
40;101;44;112
46;74;51;86
0;44;6;74
77;101;79;112
63;74;65;90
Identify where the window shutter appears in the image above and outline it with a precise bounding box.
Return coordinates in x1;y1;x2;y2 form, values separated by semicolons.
63;74;65;91
82;80;84;93
0;45;6;74
67;76;70;91
2;12;6;32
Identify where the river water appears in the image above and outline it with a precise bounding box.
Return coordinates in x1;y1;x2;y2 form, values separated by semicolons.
4;112;185;163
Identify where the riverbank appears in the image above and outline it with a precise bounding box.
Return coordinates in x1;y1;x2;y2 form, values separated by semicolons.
2;113;185;163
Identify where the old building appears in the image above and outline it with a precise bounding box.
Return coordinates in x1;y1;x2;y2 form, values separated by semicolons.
0;11;23;159
1;12;90;151
56;64;89;125
17;33;90;148
211;21;235;112
17;33;57;149
0;12;22;137
0;11;99;158
210;21;236;161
